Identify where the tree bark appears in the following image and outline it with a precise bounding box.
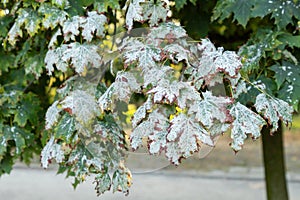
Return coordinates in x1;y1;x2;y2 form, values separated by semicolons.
262;123;289;200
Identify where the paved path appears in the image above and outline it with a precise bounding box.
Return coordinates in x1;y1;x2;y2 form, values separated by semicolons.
0;166;299;200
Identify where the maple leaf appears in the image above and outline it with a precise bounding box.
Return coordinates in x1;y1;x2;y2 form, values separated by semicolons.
254;93;293;132
131;96;152;128
52;0;70;8
230;102;266;151
80;11;107;42
61;90;100;125
121;38;161;69
41;137;65;168
62;16;82;41
166;114;214;163
124;0;145;30
38;3;68;29
62;42;102;74
7;8;41;45
45;100;62;130
188;91;232;128
131;109;168;150
147;79;183;105
142;0;168;27
163;43;190;63
94;0;120;12
44;45;68;75
98;72;140;110
252;0;300;29
148;22;187;40
212;0;255;28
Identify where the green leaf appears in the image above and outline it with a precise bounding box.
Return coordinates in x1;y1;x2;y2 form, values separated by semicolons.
0;53;16;75
3;125;26;155
13;93;40;127
212;0;256;27
278;33;300;48
252;0;300;29
174;0;188;10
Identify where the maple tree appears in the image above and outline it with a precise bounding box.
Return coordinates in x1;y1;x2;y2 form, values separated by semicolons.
0;0;299;199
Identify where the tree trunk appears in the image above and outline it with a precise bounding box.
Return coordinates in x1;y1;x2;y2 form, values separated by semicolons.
261;123;289;200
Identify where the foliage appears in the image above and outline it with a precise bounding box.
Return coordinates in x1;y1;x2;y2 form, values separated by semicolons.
0;0;299;197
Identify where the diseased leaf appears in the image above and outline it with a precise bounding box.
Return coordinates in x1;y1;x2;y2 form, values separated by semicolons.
45;100;62;130
131;96;152;128
62;15;82;41
94;173;111;195
230;102;266;151
254;93;293;132
166;114;214;164
62;42;102;74
44;45;68;75
112;168;132;195
124;0;145;30
142;0;168;27
121;38;161;69
94;0;120;12
80;11;107;42
188;91;232;128
55;112;75;143
131;109;168;150
61;90;100;125
41;137;65;168
38;3;68;29
52;0;70;8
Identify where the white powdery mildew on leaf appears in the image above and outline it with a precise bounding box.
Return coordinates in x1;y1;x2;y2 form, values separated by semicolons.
48;29;62;48
148;79;186;105
143;66;172;87
45;100;62;130
166;114;214;163
41;137;64;168
124;0;145;30
44;45;68;75
7;23;23;46
149;22;187;40
188;91;232;128
164;43;190;63
38;4;68;29
122;38;161;69
131;96;152;128
62;42;102;74
254;93;293;132
131;109;168;150
198;39;241;77
52;0;69;8
62;16;82;41
142;0;168;27
80;11;107;42
61;90;100;124
230;102;266;151
214;49;242;77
